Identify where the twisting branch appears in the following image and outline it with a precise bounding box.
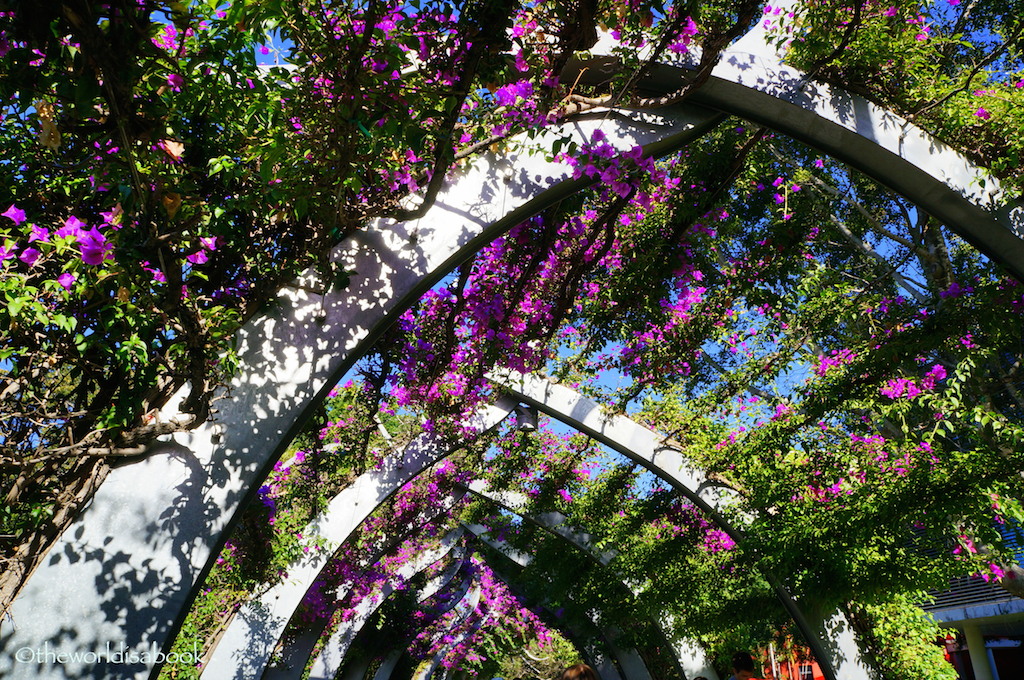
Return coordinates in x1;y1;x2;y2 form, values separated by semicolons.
801;0;867;82
634;0;762;109
909;22;1024;120
391;3;522;222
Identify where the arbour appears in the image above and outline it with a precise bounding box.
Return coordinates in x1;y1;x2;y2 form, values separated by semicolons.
2;2;1024;679
160;368;979;680
195;398;516;679
296;529;648;680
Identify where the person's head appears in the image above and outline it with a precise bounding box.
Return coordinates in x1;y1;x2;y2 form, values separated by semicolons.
730;651;756;680
559;664;598;680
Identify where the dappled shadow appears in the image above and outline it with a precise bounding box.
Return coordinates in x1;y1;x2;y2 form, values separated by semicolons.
223;601;287;680
203;413;495;679
263;620;329;680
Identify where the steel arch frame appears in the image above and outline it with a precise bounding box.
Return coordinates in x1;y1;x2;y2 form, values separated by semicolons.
271;480;713;680
200;399;515;679
4;106;724;680
262;546;472;680
459;484;716;680
198;400;706;680
490;372;871;679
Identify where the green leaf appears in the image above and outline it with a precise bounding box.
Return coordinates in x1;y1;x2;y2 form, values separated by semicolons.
7;296;25;317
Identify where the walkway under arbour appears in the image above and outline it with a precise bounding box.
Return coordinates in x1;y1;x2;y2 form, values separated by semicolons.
2;10;1022;680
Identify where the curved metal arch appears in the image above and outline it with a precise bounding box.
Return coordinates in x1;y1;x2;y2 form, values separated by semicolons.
389;578;486;680
338;557;479;680
201;399;514;679
462;524;648;680
302;529;466;680
287;479;710;680
573;28;1024;278
7;19;1023;680
262;547;471;680
460;482;718;680
200;371;851;680
253;471;674;680
219;513;465;680
368;649;403;680
276;463;733;680
308;547;620;680
315;561;598;680
492;371;870;680
413;549;474;616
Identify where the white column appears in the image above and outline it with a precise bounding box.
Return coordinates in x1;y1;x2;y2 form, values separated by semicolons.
963;623;995;680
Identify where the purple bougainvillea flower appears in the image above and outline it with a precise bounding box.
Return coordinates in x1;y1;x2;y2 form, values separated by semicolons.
922;364;947;390
975;107;991;120
78;227;113;265
2;204;26;225
19;247;40;267
514;50;529;72
57;272;76;290
57;215;86;239
668;39;690;54
141;261;167;283
703;528;737;553
493;80;533;107
939;281;972;298
186;249;209;265
881;377;922;400
28;225;50;243
0;242;13;262
167;73;184;91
